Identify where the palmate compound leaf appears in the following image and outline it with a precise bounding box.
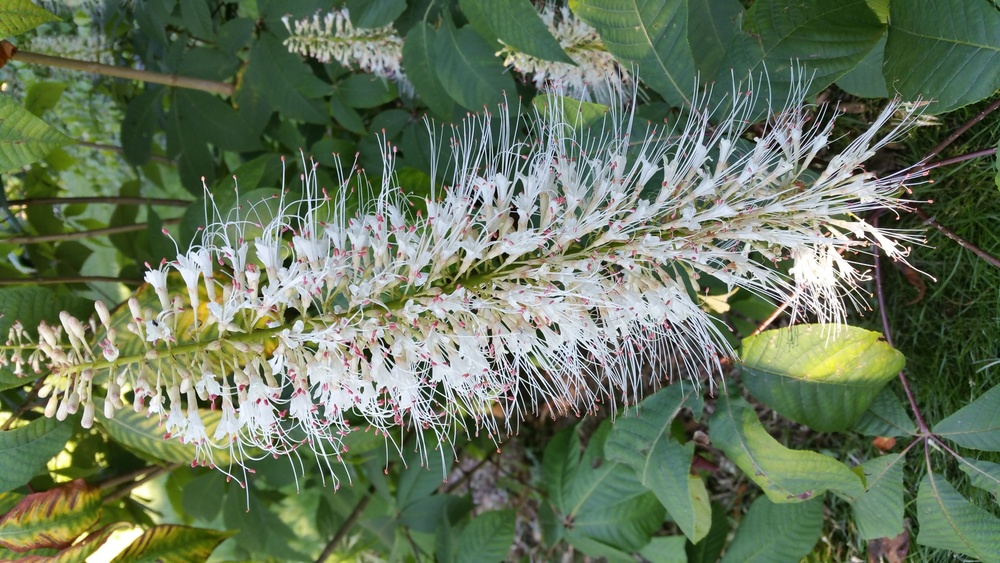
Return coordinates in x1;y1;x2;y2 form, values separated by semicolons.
916;472;1000;560
739;324;905;432
543;422;665;557
0;416;74;494
0;479;101;552
604;385;711;543
0;0;59;39
719;495;823;563
113;524;233;563
0;95;71;174
710;394;864;503
933;384;1000;452
851;454;905;540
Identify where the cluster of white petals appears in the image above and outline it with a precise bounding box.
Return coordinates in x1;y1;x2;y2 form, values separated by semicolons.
499;4;631;104
2;81;921;483
281;9;412;96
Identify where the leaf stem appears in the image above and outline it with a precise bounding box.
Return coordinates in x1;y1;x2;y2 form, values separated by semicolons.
0;276;142;285
102;463;180;503
912;207;1000;269
0;378;47;431
10;47;235;97
919;98;1000;164
3;217;181;244
7;196;191;208
316;486;374;563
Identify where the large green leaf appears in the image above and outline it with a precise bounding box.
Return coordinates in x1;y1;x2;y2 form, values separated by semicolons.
346;0;405;28
571;0;696;107
0;480;101;552
710;394;864;503
739;324;905;432
114;525;232;563
544;423;664;554
835;34;889;98
714;0;884;116
605;386;710;543
174;90;262;152
0;0;58;38
851;454;905;540
402;22;456;120
435;22;516;112
532;94;608;129
455;510;515;563
720;496;823;563
884;0;1000;114
685;502;729;563
0;417;73;493
686;0;743;78
934;384;1000;452
959;459;1000;506
916;472;1000;560
459;0;572;63
236;33;328;124
15;523;126;563
396;436;453;511
0;95;72;173
851;387;917;437
638;536;687;563
120;88;163;167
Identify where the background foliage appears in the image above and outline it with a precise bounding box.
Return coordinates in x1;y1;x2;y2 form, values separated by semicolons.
0;0;998;561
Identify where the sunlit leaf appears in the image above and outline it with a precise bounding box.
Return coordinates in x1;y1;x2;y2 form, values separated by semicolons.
0;417;74;494
13;523;128;563
531;95;608;130
852;454;905;540
710;394;864;503
113;524;232;563
0;480;101;552
740;324;905;431
402;22;455;120
916;472;1000;560
434;20;516;112
459;0;572;63
934;384;1000;452
0;0;59;38
0;95;72;173
720;496;823;563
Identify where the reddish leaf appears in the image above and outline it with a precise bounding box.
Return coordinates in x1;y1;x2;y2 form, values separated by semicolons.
0;480;101;552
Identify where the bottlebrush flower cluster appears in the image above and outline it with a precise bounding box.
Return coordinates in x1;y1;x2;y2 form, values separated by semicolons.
2;84;919;483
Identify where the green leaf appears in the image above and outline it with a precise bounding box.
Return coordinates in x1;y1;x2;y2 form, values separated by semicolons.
916;472;1000;560
572;0;696;107
455;510;515;563
720;496;823;563
851;387;917;437
638;536;687;563
237;33;329;124
884;0;1000;114
0;95;72;173
739;324;905;432
346;0;405;29
23;82;67;117
402;22;456;119
0;0;59;38
179;0;214;39
0;417;73;494
398;493;472;534
337;74;398;109
0;479;101;552
532;94;608;129
175;90;262;152
959;459;1000;506
23;522;126;563
396;438;452;510
714;0;885;116
851;454;905;540
687;0;743;78
685;502;729;563
605;386;710;543
459;0;573;63
114;524;232;563
435;22;516;112
121;88;163;167
222;488;309;560
180;470;226;522
934;384;1000;452
835;34;889;98
710;394;864;503
544;423;665;553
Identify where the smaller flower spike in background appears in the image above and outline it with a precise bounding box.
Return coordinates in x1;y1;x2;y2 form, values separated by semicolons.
0;74;923;483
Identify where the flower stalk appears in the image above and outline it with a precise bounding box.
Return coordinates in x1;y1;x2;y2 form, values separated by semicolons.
1;79;922;482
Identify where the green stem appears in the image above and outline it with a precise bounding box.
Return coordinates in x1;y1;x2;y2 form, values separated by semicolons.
3;217;181;244
11;49;235;97
7;196;191;208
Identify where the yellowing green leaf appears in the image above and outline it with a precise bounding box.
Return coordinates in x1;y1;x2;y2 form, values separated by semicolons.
0;1;59;38
0;95;72;173
113;525;232;563
0;480;101;552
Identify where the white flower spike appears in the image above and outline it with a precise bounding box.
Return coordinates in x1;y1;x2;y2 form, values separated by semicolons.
2;76;921;485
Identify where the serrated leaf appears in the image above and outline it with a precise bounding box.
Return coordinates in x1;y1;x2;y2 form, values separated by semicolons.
120;88;162;167
687;0;743;78
237;34;328;124
851;454;905;540
455;510;515;563
605;386;710;543
13;522;127;563
720;496;823;563
934;384;1000;452
958;459;1000;506
180;471;226;522
222;488;309;560
0;417;73;494
0;95;72;173
739;324;905;432
572;0;696;107
435;22;516;112
336;74;398;109
459;0;573;63
398;493;472;534
402;22;455;119
113;524;232;563
710;394;864;503
714;0;885;117
916;472;1000;560
851;387;917;437
396;435;452;510
0;480;101;552
884;0;1000;114
179;0;214;39
0;0;59;38
544;423;665;553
